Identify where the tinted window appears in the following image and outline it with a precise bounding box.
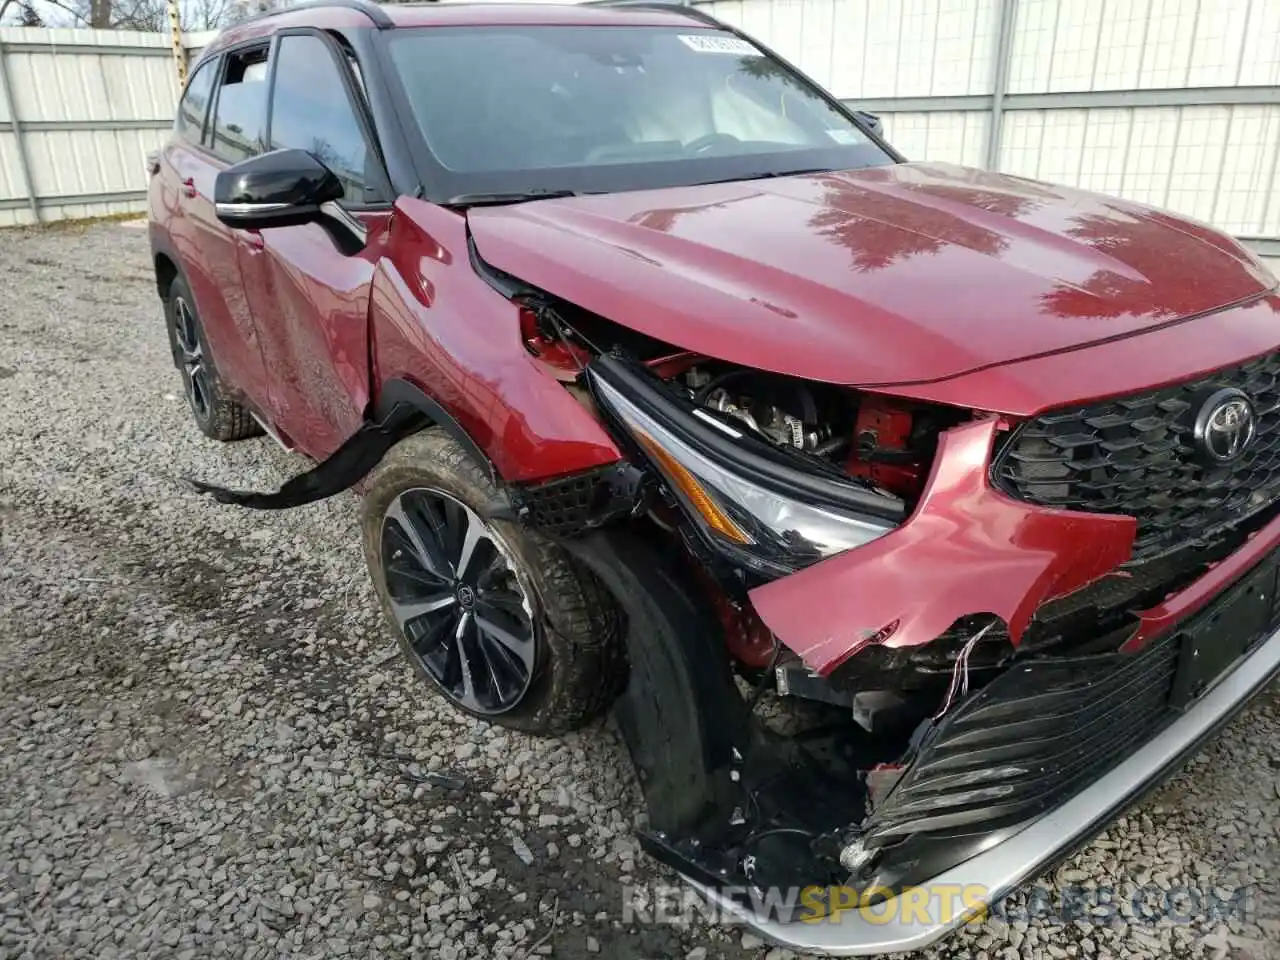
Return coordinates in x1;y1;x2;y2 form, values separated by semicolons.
270;35;375;204
175;60;216;144
212;48;269;164
387;26;891;199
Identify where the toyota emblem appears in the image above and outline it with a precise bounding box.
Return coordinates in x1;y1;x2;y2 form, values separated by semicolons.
1194;388;1257;464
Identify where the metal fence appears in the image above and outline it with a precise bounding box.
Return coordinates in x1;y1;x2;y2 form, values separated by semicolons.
699;0;1280;266
0;27;213;227
0;3;1278;269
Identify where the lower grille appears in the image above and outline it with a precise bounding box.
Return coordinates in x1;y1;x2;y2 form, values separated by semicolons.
862;631;1178;848
862;550;1276;855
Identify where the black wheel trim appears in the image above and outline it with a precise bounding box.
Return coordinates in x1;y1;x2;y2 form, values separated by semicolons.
380;487;537;714
173;296;212;421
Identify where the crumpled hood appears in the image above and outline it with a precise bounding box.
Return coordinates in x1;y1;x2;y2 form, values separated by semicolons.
467;161;1273;386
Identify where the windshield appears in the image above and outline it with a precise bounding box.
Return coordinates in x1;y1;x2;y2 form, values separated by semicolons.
386;25;894;201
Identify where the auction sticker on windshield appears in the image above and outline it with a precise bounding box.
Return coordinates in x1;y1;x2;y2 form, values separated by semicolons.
679;34;760;55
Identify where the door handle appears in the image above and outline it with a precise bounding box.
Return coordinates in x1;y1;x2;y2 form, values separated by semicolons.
181;177;197;198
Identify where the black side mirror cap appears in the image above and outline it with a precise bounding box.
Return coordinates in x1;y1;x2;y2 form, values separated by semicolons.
852;110;884;137
214;148;345;231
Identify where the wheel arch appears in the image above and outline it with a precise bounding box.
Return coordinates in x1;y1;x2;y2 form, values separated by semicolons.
154;252;179;300
150;224;182;300
373;377;498;483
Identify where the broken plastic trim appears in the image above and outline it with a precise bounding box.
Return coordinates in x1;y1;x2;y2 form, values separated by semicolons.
188;402;422;510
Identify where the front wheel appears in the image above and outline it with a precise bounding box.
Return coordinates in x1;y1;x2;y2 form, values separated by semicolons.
360;430;625;733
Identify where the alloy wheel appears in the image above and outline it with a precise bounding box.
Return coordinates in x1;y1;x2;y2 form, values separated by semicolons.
172;297;212;420
380;487;537;714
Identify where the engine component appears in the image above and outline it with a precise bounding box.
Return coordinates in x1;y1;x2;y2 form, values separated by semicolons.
845;396;928;499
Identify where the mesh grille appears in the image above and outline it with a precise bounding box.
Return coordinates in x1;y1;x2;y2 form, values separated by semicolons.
519;468;613;537
993;352;1280;561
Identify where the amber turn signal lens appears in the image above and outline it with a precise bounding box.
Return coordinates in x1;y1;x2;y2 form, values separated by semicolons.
633;428;753;545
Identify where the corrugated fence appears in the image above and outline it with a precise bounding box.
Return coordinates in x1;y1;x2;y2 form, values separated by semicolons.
0;27;213;227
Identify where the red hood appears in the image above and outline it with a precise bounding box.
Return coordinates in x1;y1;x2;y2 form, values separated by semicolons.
467;162;1273;387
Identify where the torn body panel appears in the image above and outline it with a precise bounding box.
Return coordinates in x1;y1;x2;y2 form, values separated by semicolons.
369;199;623;484
749;419;1137;676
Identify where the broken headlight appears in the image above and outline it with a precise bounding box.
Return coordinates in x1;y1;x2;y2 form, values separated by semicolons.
588;357;905;576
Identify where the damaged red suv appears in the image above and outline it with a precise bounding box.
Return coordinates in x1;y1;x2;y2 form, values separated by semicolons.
149;0;1280;952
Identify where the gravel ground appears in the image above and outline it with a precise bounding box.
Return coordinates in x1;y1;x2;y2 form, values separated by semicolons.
0;220;1278;960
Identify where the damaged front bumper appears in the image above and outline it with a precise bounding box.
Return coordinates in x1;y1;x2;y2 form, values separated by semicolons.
687;617;1280;954
593;399;1280;953
570;355;1280;955
746;417;1138;676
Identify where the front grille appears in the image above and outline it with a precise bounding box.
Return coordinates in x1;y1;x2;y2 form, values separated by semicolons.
994;352;1280;561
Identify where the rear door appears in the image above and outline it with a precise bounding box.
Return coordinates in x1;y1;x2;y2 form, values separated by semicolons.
163;46;273;414
235;30;392;459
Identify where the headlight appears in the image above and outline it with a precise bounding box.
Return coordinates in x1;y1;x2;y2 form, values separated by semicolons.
588;358;904;576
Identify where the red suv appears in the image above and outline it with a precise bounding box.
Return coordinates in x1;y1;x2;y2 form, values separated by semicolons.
149;1;1280;952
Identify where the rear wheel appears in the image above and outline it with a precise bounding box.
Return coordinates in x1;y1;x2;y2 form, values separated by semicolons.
163;274;260;441
361;431;625;733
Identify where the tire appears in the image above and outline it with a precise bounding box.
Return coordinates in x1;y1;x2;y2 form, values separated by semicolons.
360;430;626;734
163;274;261;442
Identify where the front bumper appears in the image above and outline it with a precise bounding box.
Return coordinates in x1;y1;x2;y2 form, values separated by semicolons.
688;620;1280;955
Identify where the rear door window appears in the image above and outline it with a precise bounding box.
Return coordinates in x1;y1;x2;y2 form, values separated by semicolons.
175;59;216;145
268;34;381;205
211;47;270;164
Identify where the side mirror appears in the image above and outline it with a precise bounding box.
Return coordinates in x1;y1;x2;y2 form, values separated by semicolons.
214;148;344;231
852;110;883;137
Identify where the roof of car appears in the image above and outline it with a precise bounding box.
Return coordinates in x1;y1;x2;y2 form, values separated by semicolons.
383;1;710;27
202;1;718;59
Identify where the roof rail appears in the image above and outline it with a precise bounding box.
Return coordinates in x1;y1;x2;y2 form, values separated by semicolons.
582;0;723;27
230;0;394;30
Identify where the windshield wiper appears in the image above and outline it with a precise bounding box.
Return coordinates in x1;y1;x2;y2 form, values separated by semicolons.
691;167;833;187
446;189;581;207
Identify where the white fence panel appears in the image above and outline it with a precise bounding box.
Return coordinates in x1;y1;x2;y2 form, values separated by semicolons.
0;26;199;227
881;110;990;166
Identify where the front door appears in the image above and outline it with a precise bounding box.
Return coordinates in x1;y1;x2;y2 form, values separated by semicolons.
234;31;390;459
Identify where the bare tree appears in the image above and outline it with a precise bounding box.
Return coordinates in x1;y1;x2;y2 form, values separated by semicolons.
33;0;245;31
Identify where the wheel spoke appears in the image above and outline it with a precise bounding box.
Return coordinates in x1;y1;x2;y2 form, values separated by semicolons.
477;591;528;621
388;590;457;629
454;611;478;707
475;612;535;671
188;364;210;416
174;300;200;357
455;511;485;581
471;623;519;704
440;498;467;564
385;497;452;579
411;614;454;658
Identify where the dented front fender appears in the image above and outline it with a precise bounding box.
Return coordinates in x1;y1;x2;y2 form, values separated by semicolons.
748;419;1137;675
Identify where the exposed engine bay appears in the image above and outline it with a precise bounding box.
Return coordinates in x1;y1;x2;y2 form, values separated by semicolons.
517;292;959;514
